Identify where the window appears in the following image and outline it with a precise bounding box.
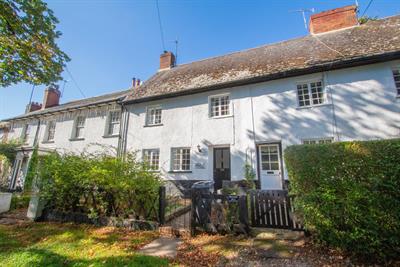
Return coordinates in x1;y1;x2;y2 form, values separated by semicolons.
106;110;120;136
297;81;325;107
46;121;56;141
209;94;230;117
143;149;160;170
146;106;162;126
21;124;30;143
392;68;400;96
73;116;85;139
302;137;333;144
171;148;191;171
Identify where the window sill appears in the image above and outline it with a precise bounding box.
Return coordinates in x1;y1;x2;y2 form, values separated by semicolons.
42;140;55;144
144;124;163;128
209;114;233;120
168;170;192;174
296;103;332;110
69;138;85;141
102;134;119;138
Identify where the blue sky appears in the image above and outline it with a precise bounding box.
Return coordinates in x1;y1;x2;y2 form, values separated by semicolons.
1;0;400;119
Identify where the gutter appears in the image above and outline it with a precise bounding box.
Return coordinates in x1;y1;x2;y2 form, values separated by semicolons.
123;51;400;104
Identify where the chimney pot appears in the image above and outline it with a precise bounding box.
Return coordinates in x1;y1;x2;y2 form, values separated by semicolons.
309;5;358;34
159;51;176;70
42;84;61;109
25;102;42;113
136;79;141;87
132;78;136;88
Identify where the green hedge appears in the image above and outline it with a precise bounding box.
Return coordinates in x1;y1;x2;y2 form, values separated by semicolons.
35;152;163;221
10;193;31;210
284;139;400;262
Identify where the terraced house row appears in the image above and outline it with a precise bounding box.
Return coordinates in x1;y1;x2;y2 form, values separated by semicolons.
1;5;400;191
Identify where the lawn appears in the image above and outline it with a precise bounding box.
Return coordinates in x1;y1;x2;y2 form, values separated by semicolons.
0;222;169;267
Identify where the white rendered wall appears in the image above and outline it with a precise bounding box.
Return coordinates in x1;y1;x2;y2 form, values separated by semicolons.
7;104;121;155
125;61;400;185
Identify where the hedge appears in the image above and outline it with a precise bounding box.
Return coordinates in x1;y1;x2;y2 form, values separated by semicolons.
33;152;163;221
284;139;400;262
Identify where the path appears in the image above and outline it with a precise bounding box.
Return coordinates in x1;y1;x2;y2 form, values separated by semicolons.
139;237;182;258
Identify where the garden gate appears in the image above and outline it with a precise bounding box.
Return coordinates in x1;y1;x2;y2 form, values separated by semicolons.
249;189;303;230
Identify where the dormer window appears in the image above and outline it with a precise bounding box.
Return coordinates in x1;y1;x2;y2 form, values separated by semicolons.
392;67;400;96
146;106;162;126
297;81;325;107
209;94;230;118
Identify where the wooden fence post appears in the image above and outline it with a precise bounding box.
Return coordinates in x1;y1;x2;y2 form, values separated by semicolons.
158;186;166;225
239;195;250;234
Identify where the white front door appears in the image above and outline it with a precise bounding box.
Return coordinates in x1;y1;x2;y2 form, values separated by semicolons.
258;144;283;189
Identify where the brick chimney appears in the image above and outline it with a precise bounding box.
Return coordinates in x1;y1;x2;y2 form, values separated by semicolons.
309;5;358;34
25;102;42;113
159;51;175;70
42;85;61;109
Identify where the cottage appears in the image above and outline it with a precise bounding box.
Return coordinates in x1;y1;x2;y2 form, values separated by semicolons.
3;85;129;190
2;5;400;191
121;5;400;191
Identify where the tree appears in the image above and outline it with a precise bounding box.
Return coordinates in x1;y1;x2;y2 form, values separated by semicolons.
0;0;70;87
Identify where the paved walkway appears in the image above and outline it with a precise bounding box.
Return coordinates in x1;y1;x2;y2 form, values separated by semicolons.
139;237;182;258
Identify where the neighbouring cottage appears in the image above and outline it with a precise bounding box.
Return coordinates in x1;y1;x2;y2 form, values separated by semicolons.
2;5;400;191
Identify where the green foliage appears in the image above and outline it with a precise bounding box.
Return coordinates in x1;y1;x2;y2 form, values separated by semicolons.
10;193;30;210
0;0;70;87
284;139;400;262
37;152;163;220
358;15;378;25
243;162;256;189
0;140;19;163
23;145;38;192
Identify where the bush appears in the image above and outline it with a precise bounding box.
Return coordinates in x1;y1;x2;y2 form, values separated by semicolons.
10;193;31;210
36;151;163;221
284;139;400;262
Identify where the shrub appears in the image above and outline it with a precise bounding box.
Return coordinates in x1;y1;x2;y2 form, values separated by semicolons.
10;193;31;210
284;139;400;262
36;151;163;221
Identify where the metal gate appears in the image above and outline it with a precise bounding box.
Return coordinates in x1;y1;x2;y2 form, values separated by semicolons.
249;189;302;230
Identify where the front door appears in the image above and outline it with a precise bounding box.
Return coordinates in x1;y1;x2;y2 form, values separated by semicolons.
258;143;283;189
213;147;231;191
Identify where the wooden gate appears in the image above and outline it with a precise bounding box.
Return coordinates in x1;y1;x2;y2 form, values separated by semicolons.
249;190;302;230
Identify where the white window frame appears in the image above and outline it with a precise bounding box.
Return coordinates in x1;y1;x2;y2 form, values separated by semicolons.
392;66;400;96
296;80;326;108
302;137;334;144
72;116;86;139
44;120;56;142
145;105;162;126
171;147;191;172
208;93;231;118
105;110;121;136
143;149;160;171
21;124;30;144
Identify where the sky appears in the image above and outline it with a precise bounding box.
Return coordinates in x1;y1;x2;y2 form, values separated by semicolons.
1;0;400;120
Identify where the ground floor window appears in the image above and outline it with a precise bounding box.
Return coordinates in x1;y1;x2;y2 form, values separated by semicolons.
143;149;160;171
171;148;191;171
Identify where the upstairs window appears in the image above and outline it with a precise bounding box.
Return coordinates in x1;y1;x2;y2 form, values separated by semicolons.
46;121;56;142
21;124;30;143
297;81;325;107
73;116;86;139
143;149;160;171
209;94;230;118
146;106;162;126
302;137;333;144
392;68;400;96
171;148;191;171
106;110;120;136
